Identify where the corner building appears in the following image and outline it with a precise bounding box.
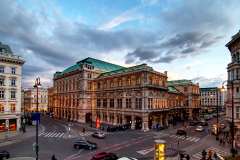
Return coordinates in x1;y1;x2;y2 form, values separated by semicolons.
53;57;199;130
226;30;240;135
0;42;24;132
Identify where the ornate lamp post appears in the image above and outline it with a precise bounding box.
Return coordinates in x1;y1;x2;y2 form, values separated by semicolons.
34;77;41;160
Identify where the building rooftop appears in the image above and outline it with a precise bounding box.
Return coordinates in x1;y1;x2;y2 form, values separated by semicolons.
168;86;181;94
54;57;125;78
98;63;151;78
226;30;240;47
0;41;13;55
200;87;218;91
167;79;193;86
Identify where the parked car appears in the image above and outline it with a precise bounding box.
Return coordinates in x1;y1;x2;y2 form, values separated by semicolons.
73;140;97;150
92;132;105;139
0;150;10;159
91;152;118;160
189;121;199;126
176;129;187;136
118;157;138;160
199;120;208;126
195;126;204;132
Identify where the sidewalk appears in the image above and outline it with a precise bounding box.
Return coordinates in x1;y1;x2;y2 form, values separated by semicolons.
0;124;45;147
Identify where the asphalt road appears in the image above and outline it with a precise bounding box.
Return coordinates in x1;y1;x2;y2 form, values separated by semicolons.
0;116;217;160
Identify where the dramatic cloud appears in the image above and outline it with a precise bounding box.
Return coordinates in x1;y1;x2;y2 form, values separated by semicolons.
125;32;222;64
192;76;225;88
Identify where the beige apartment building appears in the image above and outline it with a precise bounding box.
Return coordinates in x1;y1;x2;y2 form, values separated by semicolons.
0;42;24;132
23;88;48;112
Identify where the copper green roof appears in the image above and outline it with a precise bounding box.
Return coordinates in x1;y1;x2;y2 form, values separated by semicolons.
168;86;182;94
168;79;193;86
200;87;218;92
54;57;125;78
77;57;124;72
0;42;13;54
98;64;150;78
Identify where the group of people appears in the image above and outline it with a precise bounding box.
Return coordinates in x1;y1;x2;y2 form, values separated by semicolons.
201;149;218;160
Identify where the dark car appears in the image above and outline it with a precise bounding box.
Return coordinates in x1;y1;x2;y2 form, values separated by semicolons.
91;152;118;160
176;129;187;136
199;120;208;126
0;150;10;159
189;121;199;126
73;140;97;150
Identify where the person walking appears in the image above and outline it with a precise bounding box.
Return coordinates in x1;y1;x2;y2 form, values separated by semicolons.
51;154;57;160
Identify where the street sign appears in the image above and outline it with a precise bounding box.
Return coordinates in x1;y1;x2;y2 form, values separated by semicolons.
32;112;40;121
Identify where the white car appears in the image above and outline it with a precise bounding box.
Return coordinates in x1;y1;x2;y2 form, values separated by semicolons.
118;157;138;160
92;132;105;139
195;126;204;132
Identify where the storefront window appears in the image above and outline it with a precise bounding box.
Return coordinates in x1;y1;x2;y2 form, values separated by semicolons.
0;104;4;112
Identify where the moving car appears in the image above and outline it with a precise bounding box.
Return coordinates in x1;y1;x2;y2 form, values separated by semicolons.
91;152;118;160
92;132;105;139
195;126;204;132
73;140;97;150
0;150;10;159
176;129;187;136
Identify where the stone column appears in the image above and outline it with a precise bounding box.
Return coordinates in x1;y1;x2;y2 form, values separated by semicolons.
165;113;169;127
189;108;193;120
142;114;149;131
113;113;118;125
131;115;135;129
159;114;163;126
122;114;126;125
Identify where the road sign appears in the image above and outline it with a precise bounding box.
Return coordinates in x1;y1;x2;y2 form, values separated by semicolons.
32;112;40;121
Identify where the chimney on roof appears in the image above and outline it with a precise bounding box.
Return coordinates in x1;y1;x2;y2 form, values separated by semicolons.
164;71;168;75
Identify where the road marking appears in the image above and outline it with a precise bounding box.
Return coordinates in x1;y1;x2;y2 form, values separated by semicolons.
59;133;64;138
137;147;155;155
39;131;66;138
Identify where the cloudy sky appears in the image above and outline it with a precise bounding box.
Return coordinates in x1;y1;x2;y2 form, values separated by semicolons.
0;0;240;88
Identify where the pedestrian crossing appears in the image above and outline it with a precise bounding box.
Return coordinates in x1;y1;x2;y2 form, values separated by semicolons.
39;131;65;138
154;132;200;142
192;147;227;160
78;131;93;137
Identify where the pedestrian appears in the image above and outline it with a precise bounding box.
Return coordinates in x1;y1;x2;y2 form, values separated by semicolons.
186;154;190;160
202;149;207;160
82;127;85;133
51;154;57;160
213;152;218;160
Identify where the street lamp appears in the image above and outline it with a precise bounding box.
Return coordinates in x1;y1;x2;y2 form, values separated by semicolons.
222;80;237;157
34;77;41;160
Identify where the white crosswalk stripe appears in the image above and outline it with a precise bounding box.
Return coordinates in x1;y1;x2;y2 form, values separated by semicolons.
166;134;200;142
39;131;67;138
78;131;93;137
192;147;228;160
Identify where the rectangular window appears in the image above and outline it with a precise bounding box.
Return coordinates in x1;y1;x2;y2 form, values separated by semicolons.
10;104;16;113
103;99;107;108
11;67;16;74
236;106;240;119
0;90;4;99
237;87;239;93
148;98;153;109
0;66;4;73
135;98;142;109
117;99;122;108
110;99;114;108
0;78;4;86
97;99;101;108
126;98;131;108
11;78;16;86
0;104;4;112
11;90;16;99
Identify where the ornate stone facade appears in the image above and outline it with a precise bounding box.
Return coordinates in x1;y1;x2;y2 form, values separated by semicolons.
0;42;24;132
52;57;200;130
226;31;240;128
